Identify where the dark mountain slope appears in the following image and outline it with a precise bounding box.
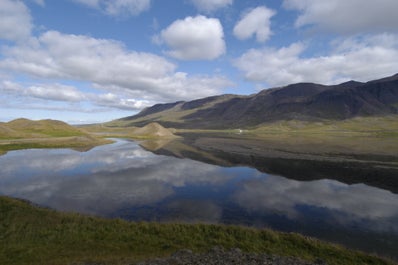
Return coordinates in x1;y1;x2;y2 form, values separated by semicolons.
307;77;398;119
115;73;398;129
131;101;184;118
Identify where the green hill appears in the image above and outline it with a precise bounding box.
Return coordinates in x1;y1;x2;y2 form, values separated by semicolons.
4;118;86;138
0;118;110;154
0;123;20;139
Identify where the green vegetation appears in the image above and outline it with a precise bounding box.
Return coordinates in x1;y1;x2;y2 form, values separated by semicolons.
0;119;111;155
171;116;398;160
83;122;178;140
2;118;86;138
250;116;398;136
0;196;393;265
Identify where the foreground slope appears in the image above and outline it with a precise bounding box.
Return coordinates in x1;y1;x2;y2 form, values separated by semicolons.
114;74;398;129
0;196;393;265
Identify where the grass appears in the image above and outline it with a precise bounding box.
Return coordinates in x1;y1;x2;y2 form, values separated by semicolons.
0;196;394;265
250;116;398;136
82;123;178;140
3;118;86;139
0;119;112;155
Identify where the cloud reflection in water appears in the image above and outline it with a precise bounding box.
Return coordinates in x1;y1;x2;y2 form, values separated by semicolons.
0;139;231;216
233;175;398;232
0;139;397;241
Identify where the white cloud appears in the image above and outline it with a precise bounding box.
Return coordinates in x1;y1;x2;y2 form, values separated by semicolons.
0;30;232;108
0;0;32;42
190;0;233;13
159;16;226;60
72;0;150;17
284;0;398;34
233;6;275;43
27;84;85;102
0;80;153;111
1;31;174;85
147;72;233;100
1;81;85;102
94;93;152;110
234;34;398;87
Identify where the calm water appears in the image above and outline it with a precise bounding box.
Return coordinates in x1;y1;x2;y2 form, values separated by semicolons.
0;139;397;259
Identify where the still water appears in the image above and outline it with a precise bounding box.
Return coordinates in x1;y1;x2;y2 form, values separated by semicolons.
0;139;397;258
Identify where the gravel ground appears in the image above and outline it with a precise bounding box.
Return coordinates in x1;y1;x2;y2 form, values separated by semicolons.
136;247;328;265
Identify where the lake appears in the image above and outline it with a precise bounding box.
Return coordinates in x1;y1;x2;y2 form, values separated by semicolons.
0;138;397;259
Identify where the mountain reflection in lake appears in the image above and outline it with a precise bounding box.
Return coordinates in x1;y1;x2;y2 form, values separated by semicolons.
0;139;397;259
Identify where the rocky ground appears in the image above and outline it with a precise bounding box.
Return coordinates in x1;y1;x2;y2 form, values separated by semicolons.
136;247;328;265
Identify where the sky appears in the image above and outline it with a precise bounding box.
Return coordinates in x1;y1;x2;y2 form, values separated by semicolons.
1;0;398;124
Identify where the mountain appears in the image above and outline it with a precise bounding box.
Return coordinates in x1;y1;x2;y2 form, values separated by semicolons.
114;73;398;129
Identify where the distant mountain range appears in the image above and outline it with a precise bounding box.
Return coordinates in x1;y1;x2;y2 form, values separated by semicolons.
115;73;398;129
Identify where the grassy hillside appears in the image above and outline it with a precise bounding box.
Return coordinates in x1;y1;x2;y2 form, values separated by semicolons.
83;122;178;139
0;118;110;154
107;95;238;128
2;118;86;139
0;196;393;265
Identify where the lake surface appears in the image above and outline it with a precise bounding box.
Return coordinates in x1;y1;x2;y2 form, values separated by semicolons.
1;139;397;259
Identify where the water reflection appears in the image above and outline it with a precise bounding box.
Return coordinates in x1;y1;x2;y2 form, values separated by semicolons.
0;139;397;258
0;140;231;216
233;176;398;232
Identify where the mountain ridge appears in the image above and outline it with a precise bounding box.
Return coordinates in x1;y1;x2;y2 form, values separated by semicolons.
114;74;398;129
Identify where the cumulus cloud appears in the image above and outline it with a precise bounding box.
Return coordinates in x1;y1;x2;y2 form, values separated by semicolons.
190;0;233;13
0;30;231;107
284;0;398;34
234;34;398;87
1;81;85;102
0;0;32;42
233;6;275;43
26;84;85;102
72;0;150;17
0;30;174;88
159;16;226;60
0;80;155;111
93;93;152;110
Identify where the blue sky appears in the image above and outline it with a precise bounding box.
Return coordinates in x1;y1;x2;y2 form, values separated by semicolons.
1;0;398;123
